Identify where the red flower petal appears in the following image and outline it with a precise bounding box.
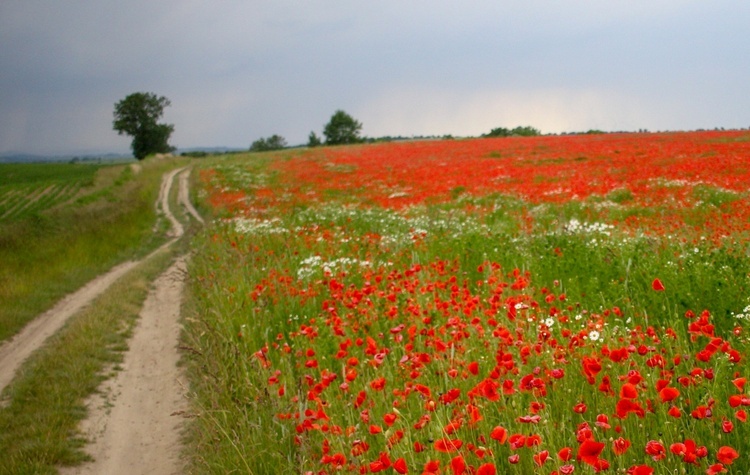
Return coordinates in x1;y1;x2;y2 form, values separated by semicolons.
717;446;739;465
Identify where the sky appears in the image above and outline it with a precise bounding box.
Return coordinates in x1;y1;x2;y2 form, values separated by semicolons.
1;1;748;156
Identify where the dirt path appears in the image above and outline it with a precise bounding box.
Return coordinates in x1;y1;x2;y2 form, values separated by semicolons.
178;168;204;224
0;259;138;394
0;167;185;395
0;164;199;473
61;165;199;474
61;257;189;475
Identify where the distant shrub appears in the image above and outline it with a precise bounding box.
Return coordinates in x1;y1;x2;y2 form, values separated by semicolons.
308;132;323;148
483;126;541;138
250;135;287;152
323;110;363;145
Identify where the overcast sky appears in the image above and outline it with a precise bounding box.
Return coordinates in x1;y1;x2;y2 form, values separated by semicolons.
1;1;748;155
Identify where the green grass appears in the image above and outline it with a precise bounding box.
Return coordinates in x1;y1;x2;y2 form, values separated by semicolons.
0;158;188;343
0;163;100;221
0;244;181;474
181;156;750;473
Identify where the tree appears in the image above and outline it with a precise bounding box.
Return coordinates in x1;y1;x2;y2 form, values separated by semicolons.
250;134;287;152
113;92;175;160
482;125;541;138
307;131;322;148
323;110;362;145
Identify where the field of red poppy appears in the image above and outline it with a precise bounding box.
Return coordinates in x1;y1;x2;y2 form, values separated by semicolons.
184;131;750;474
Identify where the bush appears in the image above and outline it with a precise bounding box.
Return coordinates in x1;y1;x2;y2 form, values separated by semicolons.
308;132;323;148
250;135;287;152
483;125;541;138
323;110;363;145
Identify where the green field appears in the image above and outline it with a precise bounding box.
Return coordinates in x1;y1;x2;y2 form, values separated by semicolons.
0;160;181;343
0;163;101;221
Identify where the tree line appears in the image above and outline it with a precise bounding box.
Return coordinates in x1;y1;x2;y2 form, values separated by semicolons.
113;92;366;160
113;91;548;160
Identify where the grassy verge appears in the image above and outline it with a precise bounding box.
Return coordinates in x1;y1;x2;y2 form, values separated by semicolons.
0;157;188;343
0;243;182;474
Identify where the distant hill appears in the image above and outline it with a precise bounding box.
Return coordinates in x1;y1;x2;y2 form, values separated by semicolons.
1;147;249;163
0;152;134;164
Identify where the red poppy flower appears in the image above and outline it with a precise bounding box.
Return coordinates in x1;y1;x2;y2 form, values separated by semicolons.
577;439;605;467
626;465;654;475
716;446;739;465
659;386;680;403
370;377;386;391
620;383;639;399
598;375;614;395
612;437;631;455
468;361;479;375
509;433;526;450
434;438;463;453
670;440;701;465
443;419;463;434
526;434;542;447
467;403;483;425
351;440;370;456
595;414;610;429
558;447;573;461
722;418;734;433
645;440;666;461
652;278;665;291
533;450;549;467
558;465;575;475
383;413;397;426
423;460;440;472
450;455;466;475
582;356;602;384
393;457;408;474
489;426;507;444
616;398;645;418
476;463;496;475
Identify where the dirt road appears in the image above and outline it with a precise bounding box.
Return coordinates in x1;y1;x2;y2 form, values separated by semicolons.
0;166;187;395
0;165;199;473
61;257;189;475
0;259;137;395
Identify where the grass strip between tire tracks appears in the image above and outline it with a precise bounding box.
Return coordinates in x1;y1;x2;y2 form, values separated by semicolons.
0;243;183;475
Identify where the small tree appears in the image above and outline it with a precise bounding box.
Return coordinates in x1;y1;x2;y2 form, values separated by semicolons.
323;110;362;145
482;125;541;138
250;134;287;152
307;131;322;148
113;92;174;160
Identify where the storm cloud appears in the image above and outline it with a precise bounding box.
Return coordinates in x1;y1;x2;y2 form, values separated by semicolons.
1;1;748;155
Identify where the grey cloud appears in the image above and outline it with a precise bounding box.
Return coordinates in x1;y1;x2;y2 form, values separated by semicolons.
1;1;748;154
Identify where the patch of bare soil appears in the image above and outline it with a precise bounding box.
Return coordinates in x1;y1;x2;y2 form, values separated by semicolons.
60;257;189;475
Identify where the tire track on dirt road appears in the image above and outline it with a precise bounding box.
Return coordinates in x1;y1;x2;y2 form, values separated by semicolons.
61;165;200;474
0;165;190;395
61;257;190;475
